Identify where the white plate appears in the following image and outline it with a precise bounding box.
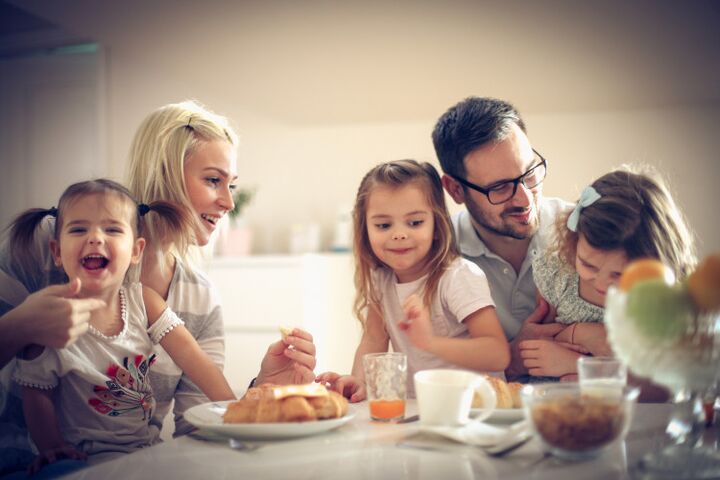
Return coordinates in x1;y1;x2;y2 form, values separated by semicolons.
471;408;524;422
184;400;356;440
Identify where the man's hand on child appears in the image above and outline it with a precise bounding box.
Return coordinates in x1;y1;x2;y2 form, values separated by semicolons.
28;444;87;475
399;294;433;350
315;372;366;402
506;298;565;378
518;339;585;377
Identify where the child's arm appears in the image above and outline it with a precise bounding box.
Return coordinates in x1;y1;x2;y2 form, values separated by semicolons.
143;286;235;401
518;339;589;377
23;386;87;474
317;306;389;402
555;323;613;357
506;295;565;380
401;294;510;372
349;306;391;379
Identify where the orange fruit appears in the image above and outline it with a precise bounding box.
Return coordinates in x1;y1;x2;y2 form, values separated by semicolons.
687;253;720;312
618;258;675;292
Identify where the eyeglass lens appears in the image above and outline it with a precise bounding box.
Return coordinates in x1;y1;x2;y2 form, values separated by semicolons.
487;160;546;204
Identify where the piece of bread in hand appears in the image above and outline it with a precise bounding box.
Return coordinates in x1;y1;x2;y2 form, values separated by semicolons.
279;326;294;340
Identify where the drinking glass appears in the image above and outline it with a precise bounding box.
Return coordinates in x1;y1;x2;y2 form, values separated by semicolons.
578;356;627;397
363;352;407;422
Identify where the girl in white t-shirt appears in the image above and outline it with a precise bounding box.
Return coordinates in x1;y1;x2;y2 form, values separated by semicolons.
317;160;510;400
9;179;235;475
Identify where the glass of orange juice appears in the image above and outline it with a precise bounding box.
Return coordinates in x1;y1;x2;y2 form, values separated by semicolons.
363;352;407;422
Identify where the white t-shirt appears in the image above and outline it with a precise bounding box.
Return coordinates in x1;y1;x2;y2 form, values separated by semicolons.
13;283;183;458
0;217;226;442
372;257;500;396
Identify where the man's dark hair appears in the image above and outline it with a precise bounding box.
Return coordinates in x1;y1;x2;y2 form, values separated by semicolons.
432;97;526;178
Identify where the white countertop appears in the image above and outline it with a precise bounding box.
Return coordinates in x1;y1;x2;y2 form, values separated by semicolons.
60;401;693;480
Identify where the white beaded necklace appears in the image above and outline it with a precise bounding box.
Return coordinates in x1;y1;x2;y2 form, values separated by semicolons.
118;287;127;324
89;287;128;340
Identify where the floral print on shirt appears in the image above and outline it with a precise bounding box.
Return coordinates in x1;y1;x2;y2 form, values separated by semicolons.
88;354;156;420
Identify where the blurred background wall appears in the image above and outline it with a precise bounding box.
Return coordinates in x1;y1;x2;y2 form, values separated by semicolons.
1;0;718;256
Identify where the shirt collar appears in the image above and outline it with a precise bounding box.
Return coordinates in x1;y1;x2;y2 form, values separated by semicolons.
455;209;490;258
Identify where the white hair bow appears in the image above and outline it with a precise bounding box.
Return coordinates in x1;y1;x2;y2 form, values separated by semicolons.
567;186;601;232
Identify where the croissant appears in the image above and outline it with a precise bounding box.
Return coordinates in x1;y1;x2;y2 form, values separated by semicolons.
472;377;524;409
223;383;349;423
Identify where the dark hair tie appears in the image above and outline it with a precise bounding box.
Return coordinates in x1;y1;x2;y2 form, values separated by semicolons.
186;116;193;130
138;204;151;216
48;207;58;217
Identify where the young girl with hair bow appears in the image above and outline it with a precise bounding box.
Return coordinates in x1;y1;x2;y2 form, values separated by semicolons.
519;168;695;381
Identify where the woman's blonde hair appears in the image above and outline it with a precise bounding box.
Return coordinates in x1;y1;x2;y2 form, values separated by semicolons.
553;167;696;280
352;159;458;328
125;100;238;265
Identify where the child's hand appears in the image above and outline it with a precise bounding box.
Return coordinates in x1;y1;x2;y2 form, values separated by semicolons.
399;294;433;350
315;372;366;402
28;444;87;475
554;341;590;355
507;297;565;379
518;339;584;377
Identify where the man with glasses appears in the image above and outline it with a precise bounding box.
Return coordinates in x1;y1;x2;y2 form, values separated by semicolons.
432;96;570;380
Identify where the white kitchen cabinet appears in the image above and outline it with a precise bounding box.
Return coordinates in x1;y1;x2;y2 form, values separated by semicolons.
205;253;362;391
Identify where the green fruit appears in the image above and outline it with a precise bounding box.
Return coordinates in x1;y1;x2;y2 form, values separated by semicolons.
626;279;694;341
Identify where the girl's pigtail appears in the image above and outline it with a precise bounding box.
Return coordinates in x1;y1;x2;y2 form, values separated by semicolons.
7;207;58;274
141;200;195;254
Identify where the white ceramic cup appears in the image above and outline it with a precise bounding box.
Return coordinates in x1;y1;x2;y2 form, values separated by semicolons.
414;369;497;426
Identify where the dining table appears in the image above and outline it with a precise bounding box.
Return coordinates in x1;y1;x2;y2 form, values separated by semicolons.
61;400;715;480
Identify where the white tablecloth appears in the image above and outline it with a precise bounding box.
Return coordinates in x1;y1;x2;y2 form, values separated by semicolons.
61;401;696;480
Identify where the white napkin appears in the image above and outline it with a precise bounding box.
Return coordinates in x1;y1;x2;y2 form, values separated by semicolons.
418;420;528;447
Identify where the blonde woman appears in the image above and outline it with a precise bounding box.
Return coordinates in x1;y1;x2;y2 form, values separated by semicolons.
0;100;316;476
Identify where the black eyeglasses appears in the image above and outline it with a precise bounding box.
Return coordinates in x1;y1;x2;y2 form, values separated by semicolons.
450;149;547;205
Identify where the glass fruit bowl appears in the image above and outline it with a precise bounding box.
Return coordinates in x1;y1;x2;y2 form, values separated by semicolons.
521;382;639;461
605;285;720;479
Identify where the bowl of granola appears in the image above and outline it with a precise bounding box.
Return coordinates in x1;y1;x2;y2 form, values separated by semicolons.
521;382;639;460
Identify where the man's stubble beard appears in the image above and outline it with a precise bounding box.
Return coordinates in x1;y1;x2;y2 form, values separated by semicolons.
464;194;540;241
